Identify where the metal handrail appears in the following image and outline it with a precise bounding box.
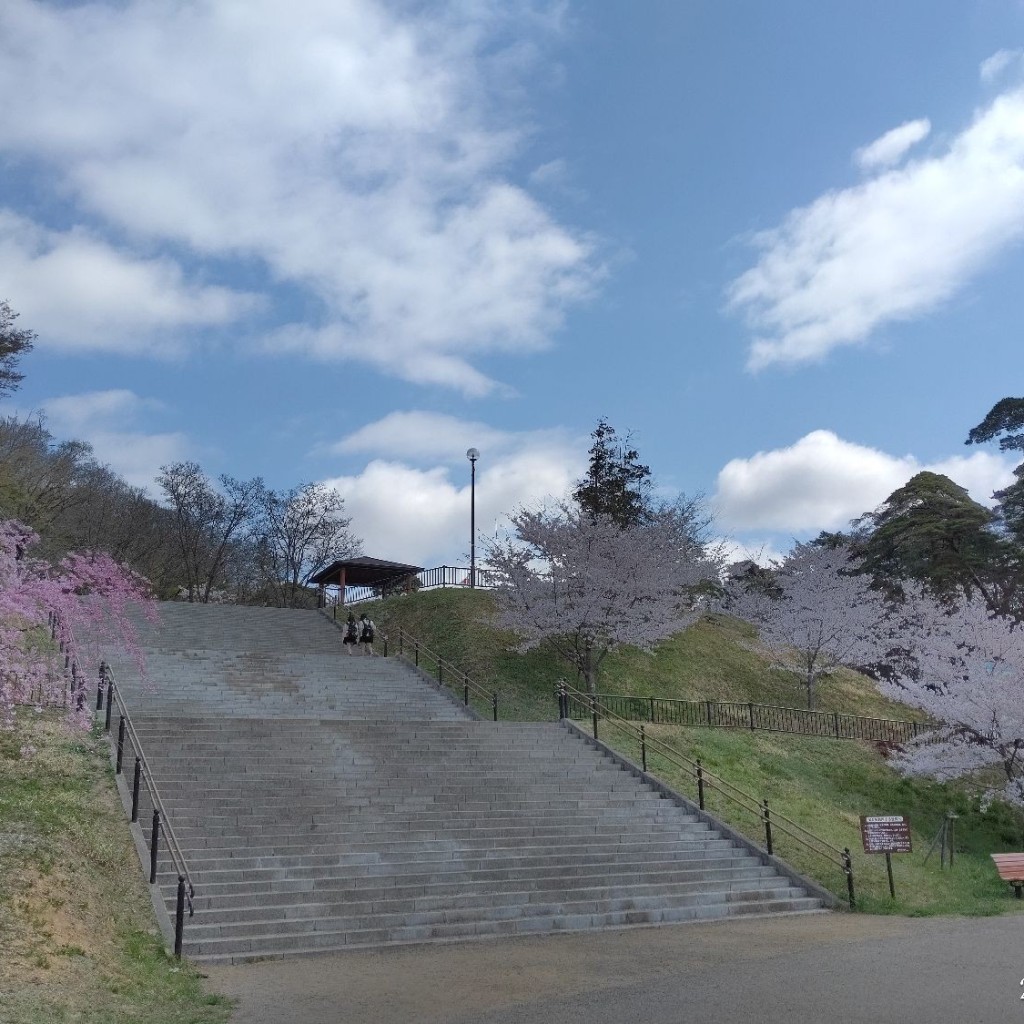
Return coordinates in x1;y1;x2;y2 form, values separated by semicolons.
101;662;196;957
391;625;499;721
571;691;926;743
558;680;856;908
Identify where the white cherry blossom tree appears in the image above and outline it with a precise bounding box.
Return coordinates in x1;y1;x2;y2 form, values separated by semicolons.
724;542;888;710
878;586;1024;809
485;501;722;693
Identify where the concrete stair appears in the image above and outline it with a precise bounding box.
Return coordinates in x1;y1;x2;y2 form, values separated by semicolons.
108;603;826;962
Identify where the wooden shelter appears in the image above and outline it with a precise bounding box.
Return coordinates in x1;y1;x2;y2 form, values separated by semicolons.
310;556;424;606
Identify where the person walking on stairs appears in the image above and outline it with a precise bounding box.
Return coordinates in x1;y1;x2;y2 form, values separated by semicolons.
359;613;376;655
343;613;359;655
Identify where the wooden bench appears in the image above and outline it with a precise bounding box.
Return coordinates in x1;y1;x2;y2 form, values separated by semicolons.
991;853;1024;898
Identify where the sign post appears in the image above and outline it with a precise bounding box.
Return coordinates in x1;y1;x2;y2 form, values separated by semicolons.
860;815;912;899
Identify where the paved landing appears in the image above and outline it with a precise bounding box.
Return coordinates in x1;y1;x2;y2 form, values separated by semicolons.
203;910;1024;1024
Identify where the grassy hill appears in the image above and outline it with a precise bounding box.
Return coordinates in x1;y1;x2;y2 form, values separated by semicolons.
375;587;1024;916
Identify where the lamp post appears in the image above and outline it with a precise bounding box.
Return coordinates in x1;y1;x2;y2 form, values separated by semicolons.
466;448;479;588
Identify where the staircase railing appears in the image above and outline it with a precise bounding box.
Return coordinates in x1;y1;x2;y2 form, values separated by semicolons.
99;661;195;959
567;691;924;744
557;681;856;909
390;626;499;721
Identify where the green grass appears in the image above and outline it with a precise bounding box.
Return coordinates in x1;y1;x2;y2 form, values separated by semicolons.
375;588;1024;916
0;712;233;1024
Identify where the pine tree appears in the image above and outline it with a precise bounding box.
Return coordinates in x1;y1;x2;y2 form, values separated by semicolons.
572;419;652;528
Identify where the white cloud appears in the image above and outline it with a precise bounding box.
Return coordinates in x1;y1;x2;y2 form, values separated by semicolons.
0;0;598;391
329;411;513;461
713;429;1016;533
41;389;189;491
854;118;931;171
980;49;1023;84
322;430;584;565
728;87;1024;371
0;211;261;353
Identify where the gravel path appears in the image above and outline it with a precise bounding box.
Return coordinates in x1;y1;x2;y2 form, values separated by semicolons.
203;911;1024;1024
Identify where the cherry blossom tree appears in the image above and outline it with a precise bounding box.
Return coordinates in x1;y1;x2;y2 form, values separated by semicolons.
877;586;1024;809
485;501;723;693
1;519;154;733
724;542;887;710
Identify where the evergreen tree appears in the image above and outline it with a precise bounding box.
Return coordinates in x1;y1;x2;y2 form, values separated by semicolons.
0;301;35;397
572;419;652;527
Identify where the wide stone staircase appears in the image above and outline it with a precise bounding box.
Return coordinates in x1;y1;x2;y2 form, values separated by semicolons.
106;603;826;963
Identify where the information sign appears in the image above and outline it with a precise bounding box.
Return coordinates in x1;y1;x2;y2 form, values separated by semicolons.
860;815;912;855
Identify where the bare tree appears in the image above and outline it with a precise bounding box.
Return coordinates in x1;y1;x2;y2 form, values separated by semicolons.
724;542;887;710
485;501;722;693
157;461;263;602
255;482;360;606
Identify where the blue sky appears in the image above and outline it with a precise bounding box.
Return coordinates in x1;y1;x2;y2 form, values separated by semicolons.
2;0;1024;567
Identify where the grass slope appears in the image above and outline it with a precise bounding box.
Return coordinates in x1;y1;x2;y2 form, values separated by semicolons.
0;712;232;1024
376;588;1024;916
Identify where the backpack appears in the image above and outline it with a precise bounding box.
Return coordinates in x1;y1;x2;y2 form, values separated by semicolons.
361;620;374;642
345;620;358;640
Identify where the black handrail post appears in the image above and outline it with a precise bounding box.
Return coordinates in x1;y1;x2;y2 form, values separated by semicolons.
463;679;469;706
762;799;774;855
492;691;498;722
696;758;705;810
556;683;566;721
590;695;599;740
640;725;647;773
748;701;755;731
131;757;142;822
149;809;161;884
843;848;856;909
383;636;388;657
96;662;106;711
414;642;419;667
116;717;126;773
174;876;186;959
438;661;443;686
104;675;114;732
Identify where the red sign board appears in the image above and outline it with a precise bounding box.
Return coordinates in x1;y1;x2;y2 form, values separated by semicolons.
860;815;912;854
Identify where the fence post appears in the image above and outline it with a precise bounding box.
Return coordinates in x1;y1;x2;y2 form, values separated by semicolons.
762;799;774;855
590;695;599;740
149;810;161;884
174;876;186;959
640;725;647;773
104;675;114;732
414;642;419;667
492;691;498;722
463;678;469;707
833;711;840;739
649;696;655;724
556;683;566;721
131;758;142;822
96;662;106;711
696;759;705;810
748;702;755;731
843;848;856;909
116;717;126;773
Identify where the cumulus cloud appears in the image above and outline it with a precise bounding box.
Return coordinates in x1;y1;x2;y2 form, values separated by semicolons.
728;87;1024;371
0;211;261;353
321;422;585;564
0;0;597;391
713;429;1016;533
329;411;513;461
854;118;931;170
41;389;189;491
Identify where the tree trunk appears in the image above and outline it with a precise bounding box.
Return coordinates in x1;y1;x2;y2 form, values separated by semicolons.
805;671;816;711
584;643;598;696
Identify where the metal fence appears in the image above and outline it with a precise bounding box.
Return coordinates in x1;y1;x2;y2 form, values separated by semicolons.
323;564;496;607
563;691;924;744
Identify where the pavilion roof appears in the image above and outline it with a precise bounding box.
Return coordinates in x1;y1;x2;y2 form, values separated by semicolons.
309;556;424;587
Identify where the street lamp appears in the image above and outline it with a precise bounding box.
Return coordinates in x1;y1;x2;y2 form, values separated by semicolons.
466;448;479;588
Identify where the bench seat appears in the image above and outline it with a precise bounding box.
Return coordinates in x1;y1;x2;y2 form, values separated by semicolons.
991;853;1024;898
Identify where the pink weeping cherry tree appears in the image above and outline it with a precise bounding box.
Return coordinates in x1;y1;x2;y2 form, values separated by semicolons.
1;519;154;735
